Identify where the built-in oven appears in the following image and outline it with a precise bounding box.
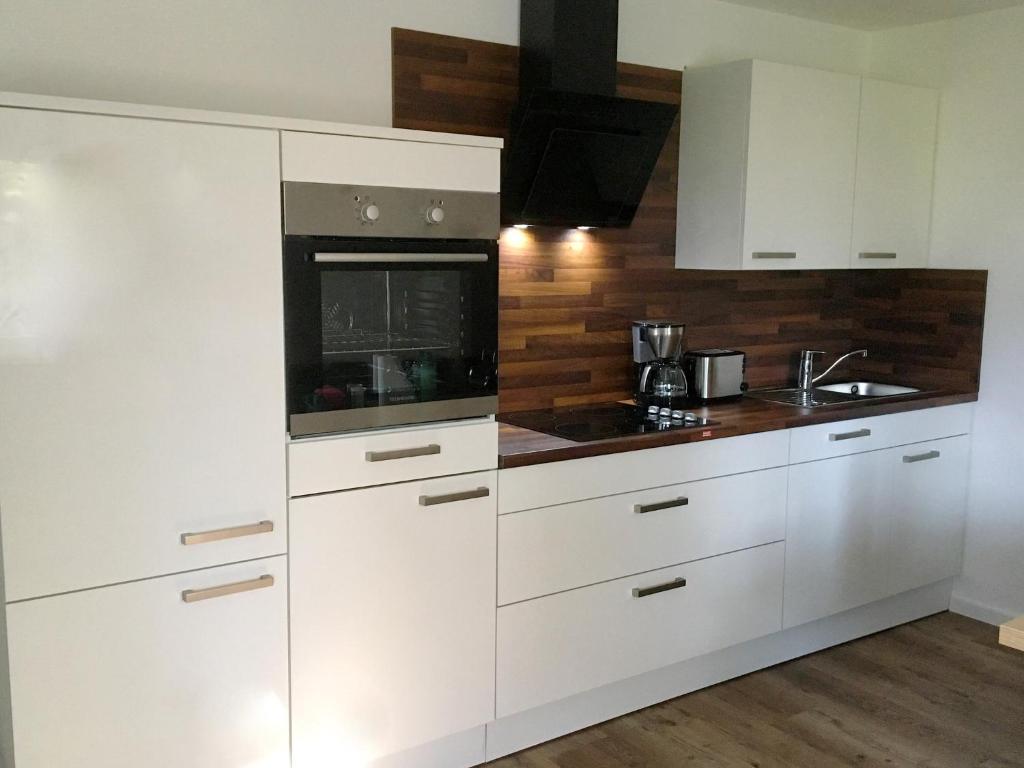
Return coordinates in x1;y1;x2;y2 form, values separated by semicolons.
283;182;499;437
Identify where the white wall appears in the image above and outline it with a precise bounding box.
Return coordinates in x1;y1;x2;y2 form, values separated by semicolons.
869;7;1024;623
0;0;866;126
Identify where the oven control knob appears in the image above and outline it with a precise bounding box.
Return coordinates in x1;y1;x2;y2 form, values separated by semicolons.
359;203;380;223
425;205;445;225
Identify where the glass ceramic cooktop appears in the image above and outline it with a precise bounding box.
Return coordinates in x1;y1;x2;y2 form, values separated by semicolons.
500;403;718;443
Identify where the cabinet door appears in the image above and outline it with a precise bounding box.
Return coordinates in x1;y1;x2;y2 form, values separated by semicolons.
850;78;938;268
784;450;893;628
0;108;285;601
889;436;970;594
290;471;497;765
743;61;861;270
6;556;289;768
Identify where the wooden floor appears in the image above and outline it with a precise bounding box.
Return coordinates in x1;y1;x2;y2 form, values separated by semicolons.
486;612;1024;768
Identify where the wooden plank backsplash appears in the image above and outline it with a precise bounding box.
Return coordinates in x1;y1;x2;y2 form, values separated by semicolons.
392;28;986;412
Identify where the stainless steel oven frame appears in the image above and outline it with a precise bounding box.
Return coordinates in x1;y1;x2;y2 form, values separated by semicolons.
282;182;500;438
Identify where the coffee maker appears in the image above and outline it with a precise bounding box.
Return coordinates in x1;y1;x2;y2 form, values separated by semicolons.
632;320;688;411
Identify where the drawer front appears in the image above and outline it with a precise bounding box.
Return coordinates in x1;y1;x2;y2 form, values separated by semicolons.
789;403;972;464
291;472;496;763
498;430;789;514
281;131;500;192
6;556;288;768
288;419;497;496
498;467;787;605
495;542;784;717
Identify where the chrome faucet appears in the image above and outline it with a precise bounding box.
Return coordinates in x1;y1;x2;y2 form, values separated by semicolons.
798;349;868;391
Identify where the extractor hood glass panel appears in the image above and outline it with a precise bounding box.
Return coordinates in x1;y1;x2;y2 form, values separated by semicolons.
521;129;647;224
501;89;678;228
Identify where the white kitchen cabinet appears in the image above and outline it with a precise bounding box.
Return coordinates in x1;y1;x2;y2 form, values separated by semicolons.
850;78;939;268
785;426;971;629
498;429;788;513
784;450;894;628
0;108;286;601
5;556;289;768
496;542;785;717
498;466;787;605
281;131;501;192
888;436;970;594
290;471;497;766
677;59;861;270
288;418;498;497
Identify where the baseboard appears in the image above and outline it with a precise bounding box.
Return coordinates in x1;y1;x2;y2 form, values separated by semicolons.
484;580;953;762
367;726;485;768
949;591;1018;626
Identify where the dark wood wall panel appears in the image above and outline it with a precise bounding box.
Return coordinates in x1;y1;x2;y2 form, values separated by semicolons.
392;28;986;412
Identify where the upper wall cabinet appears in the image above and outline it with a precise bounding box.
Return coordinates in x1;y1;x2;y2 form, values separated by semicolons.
678;60;861;270
0;108;286;601
677;61;939;271
850;78;939;269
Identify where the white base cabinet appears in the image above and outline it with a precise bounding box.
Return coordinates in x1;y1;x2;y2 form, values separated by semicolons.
785;434;970;629
5;556;289;768
290;471;498;766
784;450;894;628
496;542;785;717
889;436;970;594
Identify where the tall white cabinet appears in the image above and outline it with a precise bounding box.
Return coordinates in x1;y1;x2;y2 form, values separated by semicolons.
0;106;288;767
677;60;939;271
0;108;287;601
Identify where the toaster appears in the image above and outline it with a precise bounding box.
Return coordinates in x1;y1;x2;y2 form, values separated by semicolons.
683;349;748;402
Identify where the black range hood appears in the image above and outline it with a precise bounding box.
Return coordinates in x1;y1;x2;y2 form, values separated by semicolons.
502;0;679;228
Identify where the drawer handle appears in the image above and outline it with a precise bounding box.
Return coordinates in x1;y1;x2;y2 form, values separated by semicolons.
752;251;797;260
632;577;687;598
634;497;689;514
903;450;941;464
365;444;441;462
829;428;872;441
419;487;490;506
180;520;273;546
858;252;898;260
181;574;274;604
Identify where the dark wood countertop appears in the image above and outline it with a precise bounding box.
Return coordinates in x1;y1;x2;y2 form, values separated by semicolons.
498;390;978;469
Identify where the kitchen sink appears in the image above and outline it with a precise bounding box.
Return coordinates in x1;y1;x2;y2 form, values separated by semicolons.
814;381;921;397
749;382;921;408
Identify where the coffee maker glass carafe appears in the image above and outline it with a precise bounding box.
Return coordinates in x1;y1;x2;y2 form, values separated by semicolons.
634;321;688;411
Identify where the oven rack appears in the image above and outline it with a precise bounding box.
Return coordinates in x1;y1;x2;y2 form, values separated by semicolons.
321;329;455;355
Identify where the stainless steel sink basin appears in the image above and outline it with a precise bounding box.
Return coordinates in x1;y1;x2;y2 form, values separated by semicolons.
749;382;921;408
815;381;920;398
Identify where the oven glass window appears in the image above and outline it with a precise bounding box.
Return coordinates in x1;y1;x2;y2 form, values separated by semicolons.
317;269;466;409
284;241;498;430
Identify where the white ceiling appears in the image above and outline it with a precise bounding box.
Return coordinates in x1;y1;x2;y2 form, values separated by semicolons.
716;0;1024;30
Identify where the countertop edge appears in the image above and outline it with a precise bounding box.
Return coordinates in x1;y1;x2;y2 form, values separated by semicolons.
497;391;978;469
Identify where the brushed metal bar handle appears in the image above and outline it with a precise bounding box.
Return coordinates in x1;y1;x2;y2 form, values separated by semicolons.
903;450;941;464
858;252;898;260
315;253;488;263
366;444;441;462
181;575;274;604
632;577;687;598
180;520;273;546
634;497;689;514
752;252;797;260
419;487;490;506
829;428;872;441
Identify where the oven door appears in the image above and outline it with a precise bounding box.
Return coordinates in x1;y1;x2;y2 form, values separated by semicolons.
283;237;498;437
